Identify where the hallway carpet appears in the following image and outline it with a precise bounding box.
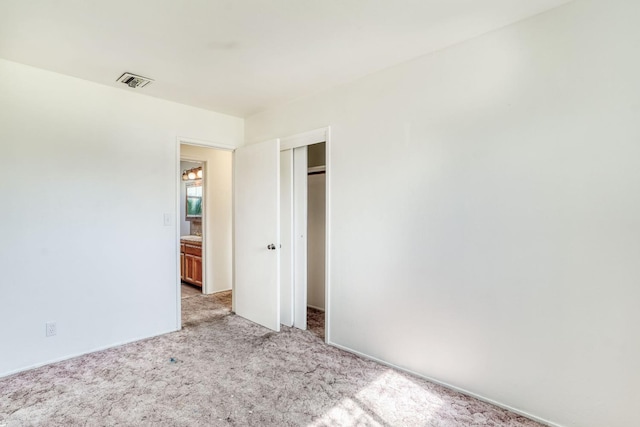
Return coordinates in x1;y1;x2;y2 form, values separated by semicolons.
0;291;542;426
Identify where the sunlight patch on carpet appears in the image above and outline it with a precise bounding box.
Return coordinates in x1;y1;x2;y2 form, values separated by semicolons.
308;369;443;426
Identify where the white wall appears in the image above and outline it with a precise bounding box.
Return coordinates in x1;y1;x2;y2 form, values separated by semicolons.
307;173;326;311
0;58;243;377
180;145;233;294
245;1;640;426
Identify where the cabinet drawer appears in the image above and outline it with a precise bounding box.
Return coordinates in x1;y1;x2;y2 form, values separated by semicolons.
180;243;186;254
184;243;202;256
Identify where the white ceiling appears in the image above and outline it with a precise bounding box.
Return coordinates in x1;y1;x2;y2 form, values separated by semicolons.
0;0;571;117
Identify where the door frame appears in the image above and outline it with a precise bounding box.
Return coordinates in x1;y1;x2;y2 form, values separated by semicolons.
175;137;236;330
279;126;332;342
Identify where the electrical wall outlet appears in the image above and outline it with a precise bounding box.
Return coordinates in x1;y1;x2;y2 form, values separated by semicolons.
45;322;57;337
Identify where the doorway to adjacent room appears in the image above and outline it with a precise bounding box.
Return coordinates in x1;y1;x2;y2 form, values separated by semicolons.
177;140;234;328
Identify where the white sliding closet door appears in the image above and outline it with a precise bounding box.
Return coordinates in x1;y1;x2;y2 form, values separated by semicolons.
280;149;294;327
293;146;308;330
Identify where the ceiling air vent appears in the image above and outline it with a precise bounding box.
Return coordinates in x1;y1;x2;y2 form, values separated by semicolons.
116;72;153;89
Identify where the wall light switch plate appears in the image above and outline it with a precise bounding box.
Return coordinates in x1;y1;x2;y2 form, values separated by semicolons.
45;322;57;337
163;213;173;226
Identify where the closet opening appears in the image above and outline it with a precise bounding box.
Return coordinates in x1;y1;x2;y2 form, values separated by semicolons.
306;142;326;340
281;139;327;340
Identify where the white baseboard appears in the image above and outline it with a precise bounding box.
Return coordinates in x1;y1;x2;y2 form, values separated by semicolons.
0;328;179;380
307;304;325;311
326;340;564;427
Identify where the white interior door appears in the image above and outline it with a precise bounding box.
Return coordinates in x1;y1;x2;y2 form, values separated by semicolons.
234;139;280;331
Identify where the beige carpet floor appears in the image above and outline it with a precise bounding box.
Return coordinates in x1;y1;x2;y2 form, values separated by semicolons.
0;289;542;427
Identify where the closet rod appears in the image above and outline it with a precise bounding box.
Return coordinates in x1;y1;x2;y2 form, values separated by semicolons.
308;165;326;175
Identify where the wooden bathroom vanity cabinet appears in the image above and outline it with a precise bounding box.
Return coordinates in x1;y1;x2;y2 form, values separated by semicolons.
180;237;202;287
